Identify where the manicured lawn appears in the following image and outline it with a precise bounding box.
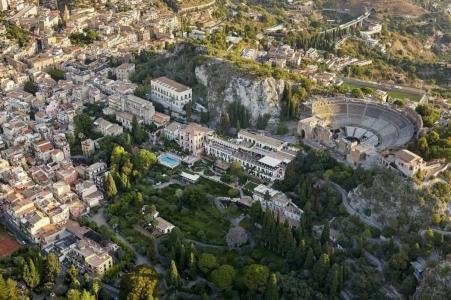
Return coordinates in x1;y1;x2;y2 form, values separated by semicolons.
159;204;229;245
137;183;231;245
197;177;230;197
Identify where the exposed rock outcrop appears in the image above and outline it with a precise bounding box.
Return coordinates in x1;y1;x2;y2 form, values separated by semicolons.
195;59;286;125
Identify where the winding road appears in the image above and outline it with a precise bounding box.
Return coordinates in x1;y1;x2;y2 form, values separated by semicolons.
328;181;383;230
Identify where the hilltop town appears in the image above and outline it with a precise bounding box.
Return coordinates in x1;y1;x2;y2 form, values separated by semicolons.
0;0;449;299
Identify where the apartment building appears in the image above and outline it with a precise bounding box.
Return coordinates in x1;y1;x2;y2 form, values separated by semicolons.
84;162;107;180
73;239;113;275
81;139;95;157
75;180;103;208
178;123;213;156
108;94;155;124
150;76;192;115
115;63;135;81
94;118;123;136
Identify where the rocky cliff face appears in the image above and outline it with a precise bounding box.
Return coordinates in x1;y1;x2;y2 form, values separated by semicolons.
195;59;286;125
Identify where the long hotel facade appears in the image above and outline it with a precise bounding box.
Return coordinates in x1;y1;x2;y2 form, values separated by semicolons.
205;130;298;182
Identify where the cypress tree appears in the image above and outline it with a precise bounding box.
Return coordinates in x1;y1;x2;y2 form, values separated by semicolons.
187;251;197;278
295;239;307;268
313;253;330;283
303;247;315;270
25;259;40;289
45;253;60;283
327;264;340;296
106;173;117;199
22;262;32;288
321;222;330;245
265;273;279;300
169;260;181;288
178;243;186;271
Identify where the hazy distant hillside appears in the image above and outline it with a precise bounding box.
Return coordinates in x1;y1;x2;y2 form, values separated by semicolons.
323;0;425;16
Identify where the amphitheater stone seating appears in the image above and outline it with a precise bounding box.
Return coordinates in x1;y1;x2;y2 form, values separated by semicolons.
354;128;366;139
360;117;376;128
348;103;366;115
330;103;347;114
371;119;389;131
348;115;364;125
306;99;418;150
379;125;397;137
365;107;383;118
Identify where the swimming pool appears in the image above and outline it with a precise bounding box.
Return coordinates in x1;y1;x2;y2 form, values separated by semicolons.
158;153;181;169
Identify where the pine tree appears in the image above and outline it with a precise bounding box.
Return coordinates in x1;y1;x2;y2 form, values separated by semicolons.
265;273;278;300
169;260;181;288
105;173;117;199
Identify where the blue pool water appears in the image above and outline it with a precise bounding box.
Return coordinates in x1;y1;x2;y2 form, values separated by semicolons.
159;154;180;168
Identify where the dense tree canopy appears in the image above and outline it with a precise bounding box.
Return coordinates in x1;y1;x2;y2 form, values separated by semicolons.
210;264;236;291
243;264;269;292
119;266;159;300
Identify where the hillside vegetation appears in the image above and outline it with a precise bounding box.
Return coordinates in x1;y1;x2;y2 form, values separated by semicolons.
323;0;425;17
349;171;449;232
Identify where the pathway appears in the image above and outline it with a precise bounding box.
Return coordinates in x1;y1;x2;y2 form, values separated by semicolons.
184;238;226;249
328;181;383;230
153;179;183;189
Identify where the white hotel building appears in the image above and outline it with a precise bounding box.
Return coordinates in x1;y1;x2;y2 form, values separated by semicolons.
150;76;192;115
205;130;298;182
